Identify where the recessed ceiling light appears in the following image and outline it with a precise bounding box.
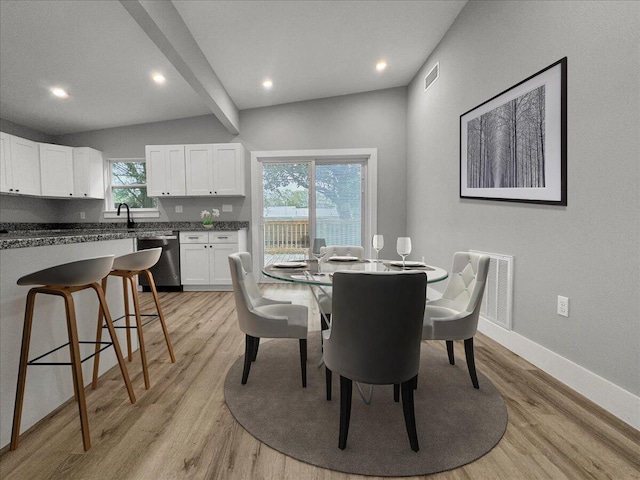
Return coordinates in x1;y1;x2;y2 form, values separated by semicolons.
376;60;388;72
152;73;166;84
51;87;69;99
262;79;273;89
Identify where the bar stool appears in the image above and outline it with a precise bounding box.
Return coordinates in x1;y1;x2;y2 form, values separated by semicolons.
92;247;176;390
11;255;136;452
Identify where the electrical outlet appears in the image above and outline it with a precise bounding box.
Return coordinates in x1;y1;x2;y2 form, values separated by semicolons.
222;204;232;212
175;205;183;213
80;211;86;220
557;296;569;317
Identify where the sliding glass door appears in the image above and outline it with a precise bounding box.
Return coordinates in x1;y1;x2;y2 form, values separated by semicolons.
261;159;364;268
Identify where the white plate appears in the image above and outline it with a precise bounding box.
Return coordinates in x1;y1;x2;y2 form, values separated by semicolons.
390;260;426;267
273;261;306;268
328;256;359;262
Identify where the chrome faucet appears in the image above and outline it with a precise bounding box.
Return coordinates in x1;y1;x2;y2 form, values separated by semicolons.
117;203;135;229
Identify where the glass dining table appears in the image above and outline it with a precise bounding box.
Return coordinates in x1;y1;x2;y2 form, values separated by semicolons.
262;258;449;397
263;258;448;337
262;258;448;286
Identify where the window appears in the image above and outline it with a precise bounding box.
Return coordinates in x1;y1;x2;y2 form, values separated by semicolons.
106;158;157;210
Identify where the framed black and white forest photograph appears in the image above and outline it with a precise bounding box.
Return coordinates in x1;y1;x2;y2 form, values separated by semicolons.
460;57;567;205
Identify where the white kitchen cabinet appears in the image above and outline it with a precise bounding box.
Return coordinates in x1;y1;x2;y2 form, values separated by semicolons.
0;132;11;193
146;145;186;197
179;229;246;290
0;132;41;196
73;147;105;199
40;143;74;197
185;143;245;196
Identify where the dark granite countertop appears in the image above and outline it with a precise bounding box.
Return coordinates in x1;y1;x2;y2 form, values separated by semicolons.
0;221;249;250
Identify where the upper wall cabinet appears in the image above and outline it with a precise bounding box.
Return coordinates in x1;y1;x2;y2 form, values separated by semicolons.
0;132;41;196
40;143;74;197
146;144;186;197
73;147;105;199
185;143;245;196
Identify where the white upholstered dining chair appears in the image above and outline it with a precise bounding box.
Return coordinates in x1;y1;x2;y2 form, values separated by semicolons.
317;245;365;330
229;253;309;387
422;251;490;389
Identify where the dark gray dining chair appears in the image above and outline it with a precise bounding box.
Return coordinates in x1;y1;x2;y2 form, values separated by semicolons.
229;253;309;387
422;252;490;389
323;270;427;451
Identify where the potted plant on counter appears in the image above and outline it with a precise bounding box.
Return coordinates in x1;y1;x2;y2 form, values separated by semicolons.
200;208;220;228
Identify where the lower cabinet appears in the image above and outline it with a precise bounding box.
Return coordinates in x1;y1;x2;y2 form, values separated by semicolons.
179;229;247;290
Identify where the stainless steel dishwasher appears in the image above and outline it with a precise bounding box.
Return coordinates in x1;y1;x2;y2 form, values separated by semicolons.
137;233;182;291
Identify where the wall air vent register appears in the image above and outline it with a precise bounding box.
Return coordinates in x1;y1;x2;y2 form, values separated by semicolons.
424;62;439;92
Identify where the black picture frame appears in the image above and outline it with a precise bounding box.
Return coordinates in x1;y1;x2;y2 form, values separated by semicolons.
460;57;567;205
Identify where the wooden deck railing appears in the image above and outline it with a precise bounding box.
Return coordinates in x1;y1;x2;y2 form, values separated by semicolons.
264;219;361;253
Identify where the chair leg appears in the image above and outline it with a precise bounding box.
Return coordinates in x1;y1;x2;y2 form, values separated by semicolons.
320;313;330;353
62;292;91;451
122;277;132;361
464;338;480;389
92;276;108;389
92;283;136;405
241;335;255;384
338;376;353;450
11;289;37;451
129;277;150;389
325;367;332;400
401;376;420;452
143;269;176;363
252;337;260;362
299;339;307;388
320;313;331;331
446;340;455;365
393;384;400;402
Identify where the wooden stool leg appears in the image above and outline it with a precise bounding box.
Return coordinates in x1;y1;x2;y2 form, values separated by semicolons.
62;291;91;451
129;276;150;389
92;283;136;404
122;276;132;361
143;269;176;363
92;276;108;389
11;289;38;450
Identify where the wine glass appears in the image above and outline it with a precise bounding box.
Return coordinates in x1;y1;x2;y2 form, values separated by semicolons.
372;235;384;263
396;237;412;269
312;238;326;273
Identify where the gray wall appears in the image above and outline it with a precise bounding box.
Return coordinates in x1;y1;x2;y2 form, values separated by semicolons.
0;118;55;143
53;114;245;223
406;1;640;394
238;87;408;243
4;87;407;233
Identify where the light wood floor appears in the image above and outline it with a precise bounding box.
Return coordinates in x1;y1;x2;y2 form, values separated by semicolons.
1;285;638;479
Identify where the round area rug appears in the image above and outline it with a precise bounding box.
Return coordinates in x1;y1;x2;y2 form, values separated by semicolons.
224;332;508;477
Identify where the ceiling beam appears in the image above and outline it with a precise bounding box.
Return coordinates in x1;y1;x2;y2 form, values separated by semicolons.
120;0;239;135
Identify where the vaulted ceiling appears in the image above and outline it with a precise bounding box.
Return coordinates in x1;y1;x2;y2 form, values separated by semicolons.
0;0;466;135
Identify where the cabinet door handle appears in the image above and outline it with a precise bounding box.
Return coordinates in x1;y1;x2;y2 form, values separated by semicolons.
188;236;199;239
218;236;228;239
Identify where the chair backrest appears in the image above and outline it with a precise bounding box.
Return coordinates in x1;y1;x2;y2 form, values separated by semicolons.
324;271;427;385
235;251;264;304
229;253;257;333
112;247;162;271
17;255;115;287
441;252;490;317
320;245;365;259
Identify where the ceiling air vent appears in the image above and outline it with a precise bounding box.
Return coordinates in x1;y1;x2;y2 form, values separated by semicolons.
424;62;439;93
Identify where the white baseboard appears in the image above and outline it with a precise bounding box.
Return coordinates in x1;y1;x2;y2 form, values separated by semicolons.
478;317;640;431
